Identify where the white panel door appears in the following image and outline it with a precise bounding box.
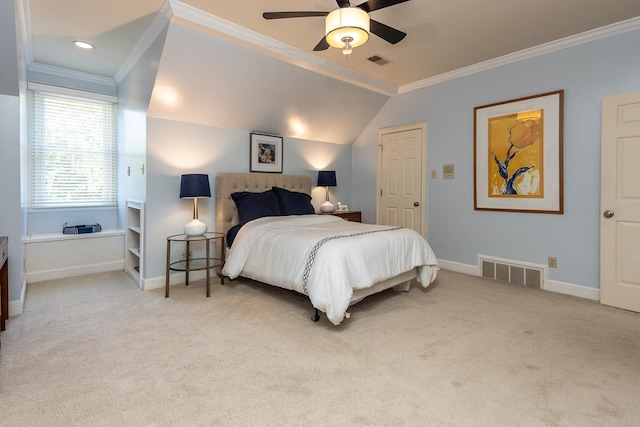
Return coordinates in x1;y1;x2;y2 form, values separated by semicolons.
378;126;425;235
600;90;640;312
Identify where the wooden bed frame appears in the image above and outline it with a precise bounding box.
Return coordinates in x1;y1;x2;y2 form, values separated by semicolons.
215;172;418;321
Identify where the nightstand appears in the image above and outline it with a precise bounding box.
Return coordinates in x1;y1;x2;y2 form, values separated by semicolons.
322;211;362;222
165;232;225;298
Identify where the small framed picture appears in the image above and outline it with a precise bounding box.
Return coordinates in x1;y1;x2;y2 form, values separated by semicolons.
250;133;283;173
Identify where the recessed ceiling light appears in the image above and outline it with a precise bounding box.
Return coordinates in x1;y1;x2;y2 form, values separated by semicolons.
73;41;94;50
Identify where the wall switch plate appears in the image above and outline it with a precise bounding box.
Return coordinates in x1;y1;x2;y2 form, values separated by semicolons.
431;170;437;179
443;163;454;179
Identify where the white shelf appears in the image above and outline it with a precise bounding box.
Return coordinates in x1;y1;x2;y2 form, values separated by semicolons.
125;200;145;288
128;247;140;257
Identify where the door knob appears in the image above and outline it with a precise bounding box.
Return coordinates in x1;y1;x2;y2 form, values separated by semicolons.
414;202;420;207
603;210;614;218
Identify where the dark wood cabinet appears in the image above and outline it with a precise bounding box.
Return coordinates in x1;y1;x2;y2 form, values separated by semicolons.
1;236;8;334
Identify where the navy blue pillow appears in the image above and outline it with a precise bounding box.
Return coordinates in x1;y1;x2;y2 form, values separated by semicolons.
272;186;315;215
226;224;242;247
231;190;281;225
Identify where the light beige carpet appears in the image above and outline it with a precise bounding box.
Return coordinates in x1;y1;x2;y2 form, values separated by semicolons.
1;269;639;426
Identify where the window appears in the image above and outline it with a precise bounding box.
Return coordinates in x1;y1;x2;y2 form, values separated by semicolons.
29;86;116;208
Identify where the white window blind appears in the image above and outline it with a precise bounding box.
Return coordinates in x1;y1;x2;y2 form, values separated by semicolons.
29;89;116;208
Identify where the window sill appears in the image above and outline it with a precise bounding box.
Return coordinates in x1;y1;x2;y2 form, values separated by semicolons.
25;228;124;243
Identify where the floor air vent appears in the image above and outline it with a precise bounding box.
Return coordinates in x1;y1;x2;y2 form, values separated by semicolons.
479;255;545;288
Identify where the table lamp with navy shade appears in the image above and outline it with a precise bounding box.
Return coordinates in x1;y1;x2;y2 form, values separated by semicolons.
180;174;211;236
317;170;337;213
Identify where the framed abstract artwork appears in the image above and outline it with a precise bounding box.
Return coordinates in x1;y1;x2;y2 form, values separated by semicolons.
474;90;564;214
250;133;283;173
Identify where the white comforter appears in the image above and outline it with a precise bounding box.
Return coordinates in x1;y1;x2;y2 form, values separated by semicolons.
222;215;439;325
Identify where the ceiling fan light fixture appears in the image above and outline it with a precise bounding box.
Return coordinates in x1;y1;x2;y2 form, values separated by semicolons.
325;7;369;52
342;37;353;57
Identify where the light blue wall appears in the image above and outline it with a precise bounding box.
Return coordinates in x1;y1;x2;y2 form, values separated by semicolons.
0;0;26;304
7;5;638;296
353;29;640;289
144;117;353;281
23;8;171;237
0;0;19;98
116;21;170;251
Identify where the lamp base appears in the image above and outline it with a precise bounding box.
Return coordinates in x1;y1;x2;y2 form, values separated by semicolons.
184;218;207;236
320;200;335;213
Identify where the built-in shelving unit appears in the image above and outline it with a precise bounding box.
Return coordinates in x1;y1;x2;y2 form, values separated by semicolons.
125;200;145;288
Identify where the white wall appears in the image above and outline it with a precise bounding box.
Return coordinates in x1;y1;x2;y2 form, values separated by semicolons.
25;231;124;282
353;28;640;290
143;117;352;284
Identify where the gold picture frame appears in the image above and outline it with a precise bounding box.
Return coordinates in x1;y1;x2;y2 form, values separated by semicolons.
474;90;564;214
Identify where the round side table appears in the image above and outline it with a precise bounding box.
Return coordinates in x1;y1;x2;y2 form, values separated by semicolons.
165;232;225;298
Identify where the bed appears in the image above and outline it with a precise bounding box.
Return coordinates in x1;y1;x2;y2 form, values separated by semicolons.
216;172;439;325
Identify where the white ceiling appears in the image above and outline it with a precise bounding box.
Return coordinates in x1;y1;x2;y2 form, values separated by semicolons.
26;0;640;90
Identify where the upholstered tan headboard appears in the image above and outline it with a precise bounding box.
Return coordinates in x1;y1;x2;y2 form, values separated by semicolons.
215;172;312;237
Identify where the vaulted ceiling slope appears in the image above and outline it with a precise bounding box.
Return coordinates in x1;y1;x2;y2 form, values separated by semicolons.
147;20;390;144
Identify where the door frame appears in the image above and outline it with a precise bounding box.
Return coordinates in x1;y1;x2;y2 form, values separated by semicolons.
376;121;428;236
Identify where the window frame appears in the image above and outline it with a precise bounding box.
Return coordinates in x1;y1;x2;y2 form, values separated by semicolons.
27;83;118;210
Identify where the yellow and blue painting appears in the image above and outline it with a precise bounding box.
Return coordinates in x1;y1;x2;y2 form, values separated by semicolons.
488;109;544;198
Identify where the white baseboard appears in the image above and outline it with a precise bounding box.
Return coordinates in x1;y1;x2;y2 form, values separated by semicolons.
143;270;209;291
545;279;600;301
26;261;124;283
437;258;600;301
8;276;27;317
437;259;480;276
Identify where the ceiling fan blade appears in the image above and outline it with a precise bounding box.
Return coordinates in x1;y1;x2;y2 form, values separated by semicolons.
336;0;351;7
357;0;410;13
313;37;330;51
369;19;406;44
263;11;329;20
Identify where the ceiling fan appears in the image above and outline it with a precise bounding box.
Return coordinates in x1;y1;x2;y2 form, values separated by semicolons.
263;0;410;57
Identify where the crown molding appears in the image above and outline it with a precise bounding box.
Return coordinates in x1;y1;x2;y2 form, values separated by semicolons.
16;0;33;67
28;62;115;88
169;0;397;96
113;0;173;85
27;81;118;103
399;16;640;94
